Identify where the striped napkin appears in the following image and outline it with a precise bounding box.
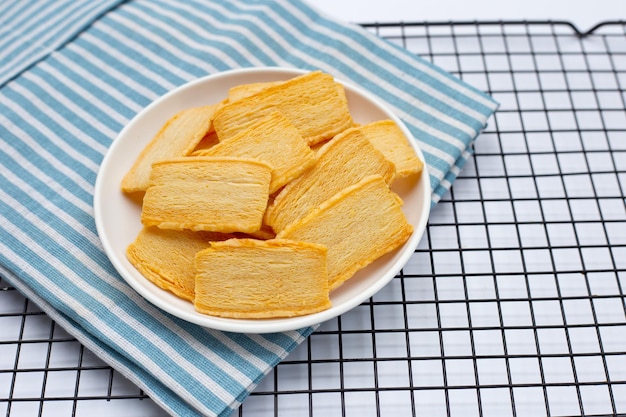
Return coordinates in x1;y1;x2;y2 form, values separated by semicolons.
0;0;123;86
0;0;497;416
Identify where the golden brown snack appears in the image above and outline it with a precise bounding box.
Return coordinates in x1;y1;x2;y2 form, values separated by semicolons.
192;130;220;153
227;81;283;102
233;224;277;241
194;239;331;318
335;83;348;108
212;71;353;146
121;70;423;320
194;111;316;194
277;175;413;290
126;227;232;301
121;104;218;194
265;127;395;233
228;81;346;105
141;156;271;233
356;120;423;178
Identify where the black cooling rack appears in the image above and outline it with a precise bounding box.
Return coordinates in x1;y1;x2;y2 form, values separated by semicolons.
2;20;626;417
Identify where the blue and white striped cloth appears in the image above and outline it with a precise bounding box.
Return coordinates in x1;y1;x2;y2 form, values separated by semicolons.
0;1;498;416
0;0;123;86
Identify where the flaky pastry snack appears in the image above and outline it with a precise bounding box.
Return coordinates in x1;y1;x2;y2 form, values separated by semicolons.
141;156;271;234
121;104;218;193
194;239;330;318
277;175;413;290
212;71;353;146
122;70;423;319
126;227;232;301
265;126;395;233
193;110;316;194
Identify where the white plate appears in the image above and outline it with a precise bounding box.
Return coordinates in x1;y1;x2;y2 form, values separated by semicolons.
94;67;430;334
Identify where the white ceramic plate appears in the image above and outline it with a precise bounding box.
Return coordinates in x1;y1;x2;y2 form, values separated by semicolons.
94;67;430;334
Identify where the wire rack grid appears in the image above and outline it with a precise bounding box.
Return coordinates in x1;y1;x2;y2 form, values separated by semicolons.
1;20;626;417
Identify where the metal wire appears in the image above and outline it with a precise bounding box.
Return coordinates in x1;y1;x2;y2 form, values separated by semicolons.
2;20;626;417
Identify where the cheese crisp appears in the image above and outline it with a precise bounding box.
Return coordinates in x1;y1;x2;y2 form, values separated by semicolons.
194;239;331;318
121;104;218;194
212;71;353;145
122;70;423;320
227;81;283;102
141;156;271;233
126;227;231;301
277;175;413;290
265;126;395;233
228;80;348;107
194;111;316;194
192;130;219;153
356;120;424;178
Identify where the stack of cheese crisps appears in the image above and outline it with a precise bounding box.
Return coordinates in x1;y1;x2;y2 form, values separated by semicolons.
122;70;424;319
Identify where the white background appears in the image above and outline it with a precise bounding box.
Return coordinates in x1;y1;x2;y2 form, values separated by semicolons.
308;0;625;33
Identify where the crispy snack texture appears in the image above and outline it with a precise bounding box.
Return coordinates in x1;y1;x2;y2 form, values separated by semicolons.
122;70;423;319
194;239;331;318
141;156;271;233
277;175;413;290
265;127;395;233
121;104;218;194
194;111;316;194
356;120;424;178
212;71;353;145
227;81;283;102
126;227;232;301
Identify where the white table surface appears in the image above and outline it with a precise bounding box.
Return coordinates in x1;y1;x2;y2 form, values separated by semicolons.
308;0;625;33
